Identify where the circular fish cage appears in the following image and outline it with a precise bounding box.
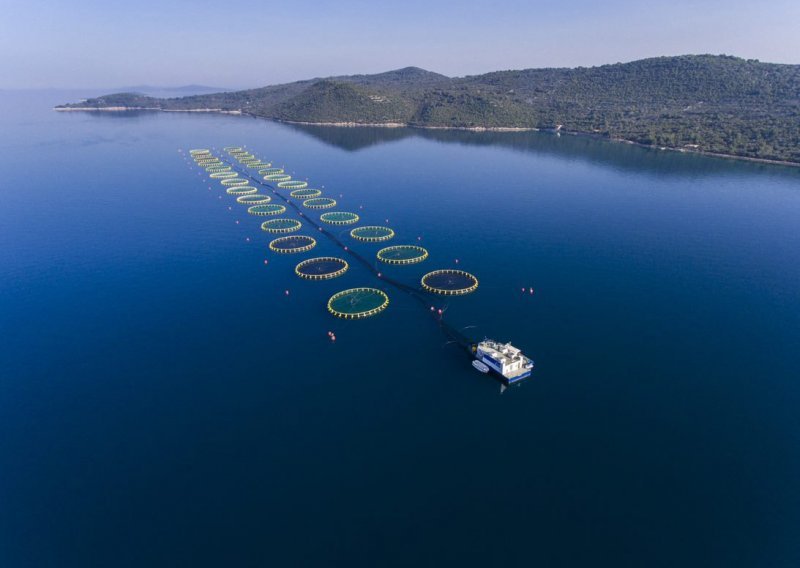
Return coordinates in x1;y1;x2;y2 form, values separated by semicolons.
327;288;389;319
236;194;271;205
290;188;322;199
247;204;286;216
350;226;395;242
295;257;349;280
269;235;317;254
221;178;248;186
206;166;231;173
259;167;284;176
261;218;302;234
376;245;429;265
247;161;271;168
210;172;238;179
264;174;292;182
190;149;211;155
223;146;242;152
421;270;479;296
197;159;221;166
320;211;359;225
277;180;308;190
302;197;337;209
226;186;258;196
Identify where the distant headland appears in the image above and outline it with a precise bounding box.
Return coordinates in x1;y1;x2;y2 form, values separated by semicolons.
56;55;800;165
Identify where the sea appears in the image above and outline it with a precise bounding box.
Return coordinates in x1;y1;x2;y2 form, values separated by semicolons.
1;90;799;567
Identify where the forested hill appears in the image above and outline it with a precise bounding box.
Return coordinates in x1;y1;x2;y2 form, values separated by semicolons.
57;57;800;163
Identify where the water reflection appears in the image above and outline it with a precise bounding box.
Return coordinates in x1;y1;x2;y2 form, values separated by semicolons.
283;122;800;179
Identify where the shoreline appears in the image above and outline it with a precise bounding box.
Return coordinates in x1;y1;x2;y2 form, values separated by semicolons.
275;118;538;132
54;106;242;115
52;106;799;168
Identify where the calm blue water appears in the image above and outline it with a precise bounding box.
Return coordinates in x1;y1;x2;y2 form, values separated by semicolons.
1;91;799;567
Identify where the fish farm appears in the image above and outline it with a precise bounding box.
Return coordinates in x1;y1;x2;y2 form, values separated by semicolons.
377;245;429;265
328;288;390;319
320;211;360;225
295;257;350;280
350;226;395;242
302;197;337;209
227;186;257;196
277;180;308;190
236;194;271;205
248;204;286;216
185;146;502;376
421;269;479;295
290;188;322;198
261;218;302;233
269;235;317;254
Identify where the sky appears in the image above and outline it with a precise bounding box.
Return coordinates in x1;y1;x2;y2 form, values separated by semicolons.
1;0;799;89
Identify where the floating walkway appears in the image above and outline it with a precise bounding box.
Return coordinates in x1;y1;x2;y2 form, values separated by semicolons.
269;235;317;254
377;245;429;265
261;218;302;233
350;226;395;242
421;270;479;295
248;204;286;216
320;211;359;225
328;288;389;319
296;257;349;280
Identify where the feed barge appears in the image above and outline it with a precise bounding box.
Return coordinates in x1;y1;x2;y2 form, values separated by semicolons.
472;340;534;384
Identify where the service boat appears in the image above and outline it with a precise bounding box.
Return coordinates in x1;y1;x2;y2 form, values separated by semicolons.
472;339;534;383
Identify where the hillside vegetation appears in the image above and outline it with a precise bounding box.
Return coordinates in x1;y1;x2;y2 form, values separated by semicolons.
58;57;800;163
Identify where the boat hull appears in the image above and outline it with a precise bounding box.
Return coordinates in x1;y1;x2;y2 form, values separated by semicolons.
506;369;533;384
478;354;533;384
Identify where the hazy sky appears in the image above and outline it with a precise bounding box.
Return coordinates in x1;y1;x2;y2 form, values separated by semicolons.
2;0;798;89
